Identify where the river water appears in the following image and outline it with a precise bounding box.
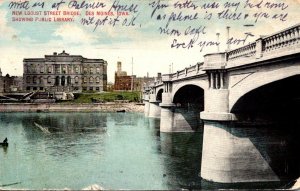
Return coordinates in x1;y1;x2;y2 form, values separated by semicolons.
0;112;292;189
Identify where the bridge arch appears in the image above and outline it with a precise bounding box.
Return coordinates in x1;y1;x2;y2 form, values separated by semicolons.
156;88;163;102
172;79;207;100
229;62;300;111
172;84;205;131
230;74;300;180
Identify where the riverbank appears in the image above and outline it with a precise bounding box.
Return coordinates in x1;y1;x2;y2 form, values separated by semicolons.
0;102;145;113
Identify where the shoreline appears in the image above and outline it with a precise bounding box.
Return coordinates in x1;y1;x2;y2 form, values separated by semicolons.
0;102;145;113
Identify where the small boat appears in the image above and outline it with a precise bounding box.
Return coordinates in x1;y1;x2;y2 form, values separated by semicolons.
117;109;126;113
0;138;8;147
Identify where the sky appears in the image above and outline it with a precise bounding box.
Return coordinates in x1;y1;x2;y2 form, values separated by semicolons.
0;0;299;82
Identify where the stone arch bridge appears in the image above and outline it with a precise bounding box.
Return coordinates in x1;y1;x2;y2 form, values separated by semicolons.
143;24;300;184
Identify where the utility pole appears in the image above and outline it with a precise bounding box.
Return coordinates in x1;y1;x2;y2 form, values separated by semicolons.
216;32;220;52
226;26;231;51
131;57;133;92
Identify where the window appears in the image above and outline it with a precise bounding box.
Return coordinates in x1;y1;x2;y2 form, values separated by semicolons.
26;76;31;83
47;76;52;84
83;67;88;74
62;66;66;74
75;66;79;74
40;65;44;73
55;65;60;73
61;76;65;86
67;76;71;85
83;77;87;83
26;87;30;91
33;87;37;90
48;66;52;73
83;87;87;91
39;77;43;84
96;77;100;83
68;65;72;74
96;67;101;74
75;76;79;84
96;87;100;91
90;67;94;74
89;87;93;91
33;76;37;84
55;76;60;86
40;87;43;90
89;77;94;83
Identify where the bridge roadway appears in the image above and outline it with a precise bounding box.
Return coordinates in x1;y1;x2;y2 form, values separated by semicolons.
143;23;300;184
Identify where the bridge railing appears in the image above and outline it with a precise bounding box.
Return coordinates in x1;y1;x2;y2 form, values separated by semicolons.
227;42;256;61
263;24;300;53
227;23;300;66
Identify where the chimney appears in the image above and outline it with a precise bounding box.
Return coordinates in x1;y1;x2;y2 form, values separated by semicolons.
53;52;57;55
157;72;162;79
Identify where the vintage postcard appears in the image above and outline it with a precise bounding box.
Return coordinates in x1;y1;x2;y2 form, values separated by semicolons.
1;0;300;190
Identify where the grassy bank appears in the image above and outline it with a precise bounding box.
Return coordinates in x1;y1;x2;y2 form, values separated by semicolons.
65;91;142;103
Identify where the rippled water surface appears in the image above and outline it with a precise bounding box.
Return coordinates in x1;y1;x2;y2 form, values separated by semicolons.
0;112;203;190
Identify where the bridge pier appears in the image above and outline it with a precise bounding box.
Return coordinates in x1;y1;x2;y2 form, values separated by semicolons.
148;94;161;118
159;93;175;132
200;120;280;183
200;77;279;183
143;94;150;117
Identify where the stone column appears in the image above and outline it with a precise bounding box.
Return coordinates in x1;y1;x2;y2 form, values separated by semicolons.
159;92;175;132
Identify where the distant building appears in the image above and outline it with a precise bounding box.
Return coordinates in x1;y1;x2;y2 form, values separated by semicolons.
114;61;159;91
0;68;23;94
23;50;107;92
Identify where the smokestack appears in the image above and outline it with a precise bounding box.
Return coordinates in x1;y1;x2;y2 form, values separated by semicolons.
227;26;231;51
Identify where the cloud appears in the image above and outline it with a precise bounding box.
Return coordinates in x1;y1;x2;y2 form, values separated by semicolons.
0;10;19;40
53;23;98;44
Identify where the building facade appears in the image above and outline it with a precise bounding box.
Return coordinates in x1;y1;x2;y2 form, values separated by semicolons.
114;61;158;91
0;68;23;94
23;51;107;92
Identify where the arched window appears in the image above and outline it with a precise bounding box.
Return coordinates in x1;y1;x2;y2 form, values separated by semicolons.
75;76;79;83
96;77;100;83
83;77;87;83
67;76;71;85
39;77;43;84
89;77;94;83
33;76;37;84
55;76;60;86
90;67;94;74
61;76;65;86
47;76;52;84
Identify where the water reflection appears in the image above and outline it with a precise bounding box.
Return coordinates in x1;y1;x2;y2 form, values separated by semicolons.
1;112;298;189
158;131;203;189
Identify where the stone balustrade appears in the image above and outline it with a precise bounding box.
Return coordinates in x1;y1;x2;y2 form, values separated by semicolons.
227;42;256;61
